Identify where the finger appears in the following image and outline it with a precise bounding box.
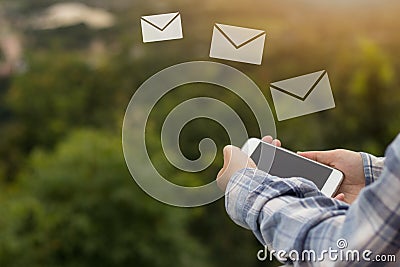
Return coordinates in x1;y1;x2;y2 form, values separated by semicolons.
262;135;273;143
334;193;345;202
216;145;234;188
272;139;281;147
297;151;334;165
217;145;247;179
217;145;232;178
221;145;233;173
297;151;318;160
228;145;255;168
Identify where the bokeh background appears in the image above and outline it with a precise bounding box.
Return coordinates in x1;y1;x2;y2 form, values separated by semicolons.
1;0;400;266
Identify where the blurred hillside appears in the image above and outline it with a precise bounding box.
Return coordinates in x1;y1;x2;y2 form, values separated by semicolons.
0;0;399;266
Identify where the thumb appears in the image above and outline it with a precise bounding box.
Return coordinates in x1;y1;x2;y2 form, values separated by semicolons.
217;145;233;179
298;151;334;165
334;193;345;202
222;145;234;170
217;145;247;178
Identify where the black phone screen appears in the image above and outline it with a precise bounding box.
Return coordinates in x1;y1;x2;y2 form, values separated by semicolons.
250;142;333;189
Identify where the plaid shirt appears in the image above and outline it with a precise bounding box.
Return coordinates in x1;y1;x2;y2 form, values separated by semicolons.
225;134;400;266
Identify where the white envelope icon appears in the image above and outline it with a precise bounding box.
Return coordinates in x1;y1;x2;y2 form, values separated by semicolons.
141;12;183;43
209;23;266;65
270;70;336;121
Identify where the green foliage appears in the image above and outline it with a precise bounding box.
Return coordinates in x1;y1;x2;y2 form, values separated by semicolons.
7;53;118;148
0;129;211;267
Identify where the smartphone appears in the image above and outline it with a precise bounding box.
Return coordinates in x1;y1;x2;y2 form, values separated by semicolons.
242;138;343;197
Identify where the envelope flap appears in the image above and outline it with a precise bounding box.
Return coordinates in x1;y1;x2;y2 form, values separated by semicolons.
141;12;180;31
215;24;265;48
270;70;326;99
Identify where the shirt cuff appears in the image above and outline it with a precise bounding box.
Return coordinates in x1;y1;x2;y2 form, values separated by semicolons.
360;152;385;186
224;168;262;229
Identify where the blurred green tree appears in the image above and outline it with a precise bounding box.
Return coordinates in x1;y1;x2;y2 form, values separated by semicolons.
0;129;212;267
326;40;400;153
1;53;122;181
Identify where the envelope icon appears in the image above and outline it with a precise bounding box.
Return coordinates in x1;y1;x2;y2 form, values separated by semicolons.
209;23;266;65
141;12;183;43
270;70;336;121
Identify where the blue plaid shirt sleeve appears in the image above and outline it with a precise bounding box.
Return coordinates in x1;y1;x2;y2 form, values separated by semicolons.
360;152;385;185
225;134;400;266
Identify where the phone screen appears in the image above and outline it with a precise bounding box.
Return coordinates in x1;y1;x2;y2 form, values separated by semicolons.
250;142;333;189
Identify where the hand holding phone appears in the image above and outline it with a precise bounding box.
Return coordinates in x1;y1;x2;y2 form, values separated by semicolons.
299;149;364;203
242;138;343;197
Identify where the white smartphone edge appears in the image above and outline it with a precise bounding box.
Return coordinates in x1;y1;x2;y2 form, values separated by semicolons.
242;138;344;197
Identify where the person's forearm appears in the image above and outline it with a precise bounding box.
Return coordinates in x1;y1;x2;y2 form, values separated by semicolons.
226;135;400;265
226;168;348;263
